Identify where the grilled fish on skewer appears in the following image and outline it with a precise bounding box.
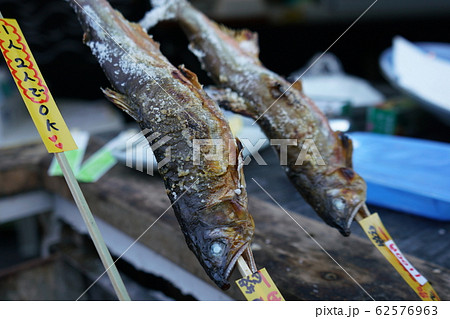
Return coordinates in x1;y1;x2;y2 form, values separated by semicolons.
142;0;367;236
68;0;256;289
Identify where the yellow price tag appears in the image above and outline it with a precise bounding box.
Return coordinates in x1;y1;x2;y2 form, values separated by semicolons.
235;268;285;301
0;18;76;153
359;213;440;301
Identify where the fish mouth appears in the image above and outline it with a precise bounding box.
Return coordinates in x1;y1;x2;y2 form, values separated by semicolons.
224;242;257;280
341;200;365;236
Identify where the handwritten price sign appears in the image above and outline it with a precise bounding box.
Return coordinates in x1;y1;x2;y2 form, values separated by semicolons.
0;18;76;153
236;268;285;301
359;213;440;301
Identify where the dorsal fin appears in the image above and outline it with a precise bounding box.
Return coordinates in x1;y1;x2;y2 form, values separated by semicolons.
218;24;260;59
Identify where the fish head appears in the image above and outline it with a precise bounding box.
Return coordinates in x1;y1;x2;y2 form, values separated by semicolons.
186;199;255;289
318;167;366;236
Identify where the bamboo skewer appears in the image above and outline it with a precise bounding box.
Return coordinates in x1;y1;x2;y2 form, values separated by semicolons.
55;152;131;301
0;11;130;301
355;203;372;222
237;256;253;277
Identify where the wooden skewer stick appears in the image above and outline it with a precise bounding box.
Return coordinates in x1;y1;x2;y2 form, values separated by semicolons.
237;256;253;277
0;11;129;301
355;203;371;222
56;153;131;301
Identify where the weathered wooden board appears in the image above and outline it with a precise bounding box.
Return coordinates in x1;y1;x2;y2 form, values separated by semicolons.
247;198;448;300
0;255;116;300
0;143;47;196
41;158;450;301
1;142;449;300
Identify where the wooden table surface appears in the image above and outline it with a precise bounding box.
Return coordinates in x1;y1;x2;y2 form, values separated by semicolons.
0;139;449;301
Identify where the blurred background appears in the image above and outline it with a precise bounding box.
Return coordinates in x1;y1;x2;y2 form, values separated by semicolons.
0;0;449;300
1;0;450;138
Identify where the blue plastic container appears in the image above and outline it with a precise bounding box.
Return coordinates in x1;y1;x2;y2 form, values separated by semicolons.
349;132;450;220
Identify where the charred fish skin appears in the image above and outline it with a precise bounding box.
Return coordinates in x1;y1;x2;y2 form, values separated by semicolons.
68;0;255;289
146;0;366;236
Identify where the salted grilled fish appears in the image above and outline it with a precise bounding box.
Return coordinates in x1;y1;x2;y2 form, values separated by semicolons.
68;0;256;289
142;0;367;236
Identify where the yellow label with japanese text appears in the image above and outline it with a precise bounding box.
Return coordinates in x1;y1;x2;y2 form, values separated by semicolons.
0;18;76;153
359;213;440;301
235;268;285;301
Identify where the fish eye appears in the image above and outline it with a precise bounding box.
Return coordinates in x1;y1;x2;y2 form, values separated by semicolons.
210;241;226;257
332;198;346;211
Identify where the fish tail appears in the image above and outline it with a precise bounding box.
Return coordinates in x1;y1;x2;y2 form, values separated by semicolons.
68;0;123;36
140;0;187;30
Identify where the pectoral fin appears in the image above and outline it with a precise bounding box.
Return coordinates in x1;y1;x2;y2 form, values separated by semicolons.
337;131;354;168
235;137;247;189
290;79;303;93
102;88;141;122
205;86;256;119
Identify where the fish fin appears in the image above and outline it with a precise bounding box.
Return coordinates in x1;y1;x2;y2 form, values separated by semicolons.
218;25;260;59
177;65;203;90
337;131;354;168
205;86;256;119
102;88;141;122
290;79;303;93
140;0;182;30
82;32;90;45
235;137;244;153
235;137;247;189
